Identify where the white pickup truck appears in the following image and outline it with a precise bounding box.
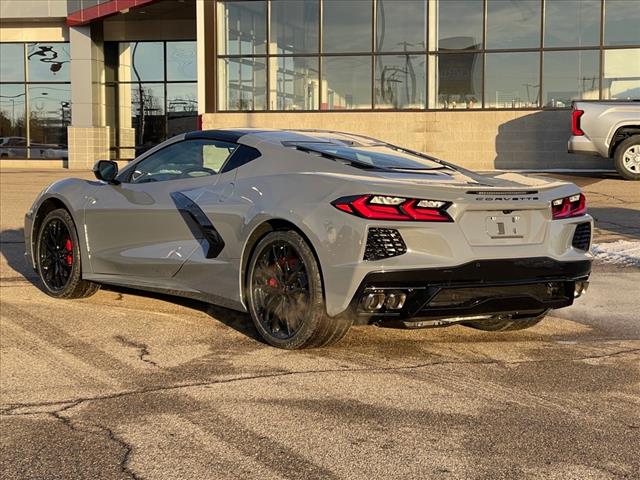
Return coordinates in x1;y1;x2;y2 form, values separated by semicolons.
568;100;640;180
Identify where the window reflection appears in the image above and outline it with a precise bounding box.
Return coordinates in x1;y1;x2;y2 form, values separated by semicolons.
485;52;540;108
166;42;197;81
376;0;426;52
167;83;198;137
543;51;599;107
0;84;27;156
270;57;319;110
218;58;267;110
603;49;640;99
217;1;267;55
129;82;165;155
28;84;70;159
0;44;25;82
119;42;164;82
270;0;319;54
436;53;482;109
604;0;640;46
486;0;541;49
322;56;372;110
544;0;600;48
27;43;70;82
323;0;372;53
375;55;425;109
436;0;483;50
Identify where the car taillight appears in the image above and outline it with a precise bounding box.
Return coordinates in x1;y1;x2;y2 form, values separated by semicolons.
551;193;586;219
332;195;453;222
571;109;584;136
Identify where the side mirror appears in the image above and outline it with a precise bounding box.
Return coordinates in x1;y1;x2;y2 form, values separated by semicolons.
93;160;120;184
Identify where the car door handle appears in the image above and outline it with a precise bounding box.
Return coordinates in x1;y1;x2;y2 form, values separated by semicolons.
220;182;234;202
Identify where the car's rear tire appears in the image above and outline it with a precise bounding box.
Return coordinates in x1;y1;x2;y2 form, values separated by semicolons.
462;315;545;332
613;135;640;181
246;230;351;349
35;208;99;299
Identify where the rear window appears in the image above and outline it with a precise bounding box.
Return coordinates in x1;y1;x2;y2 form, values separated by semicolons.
289;142;442;170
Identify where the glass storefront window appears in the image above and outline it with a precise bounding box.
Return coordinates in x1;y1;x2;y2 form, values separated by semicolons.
129;82;165;155
270;57;319;110
604;0;640;46
486;0;541;49
218;57;267;110
166;42;197;81
321;56;372;109
27;43;71;82
217;1;267;55
603;48;640;99
436;0;483;50
28;84;70;158
435;53;482;109
0;42;69;159
544;0;600;48
485;52;540;108
542;50;599;107
167;83;198;137
375;54;426;109
0;44;25;82
270;0;319;54
0;84;27;147
119;42;164;82
323;0;372;53
375;0;426;52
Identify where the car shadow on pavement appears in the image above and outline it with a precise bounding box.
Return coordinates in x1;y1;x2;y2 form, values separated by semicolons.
0;228;262;342
0;228;40;283
100;284;263;342
589;207;640;240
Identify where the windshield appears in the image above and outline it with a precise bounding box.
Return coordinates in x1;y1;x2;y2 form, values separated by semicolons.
291;142;444;170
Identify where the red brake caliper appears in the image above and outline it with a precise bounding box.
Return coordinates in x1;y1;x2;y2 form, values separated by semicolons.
64;239;73;266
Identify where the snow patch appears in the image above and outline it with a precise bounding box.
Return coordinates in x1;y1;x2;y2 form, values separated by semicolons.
591;240;640;267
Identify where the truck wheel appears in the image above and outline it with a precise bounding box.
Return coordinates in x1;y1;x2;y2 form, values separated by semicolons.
247;230;352;349
614;135;640;181
462;315;545;332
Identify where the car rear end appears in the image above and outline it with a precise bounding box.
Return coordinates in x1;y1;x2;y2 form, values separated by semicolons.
319;183;593;327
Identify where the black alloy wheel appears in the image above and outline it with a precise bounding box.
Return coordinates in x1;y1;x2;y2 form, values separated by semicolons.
35;208;99;299
247;230;352;349
38;217;74;292
251;240;311;340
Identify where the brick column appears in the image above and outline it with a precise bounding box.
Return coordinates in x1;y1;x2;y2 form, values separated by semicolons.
67;25;109;169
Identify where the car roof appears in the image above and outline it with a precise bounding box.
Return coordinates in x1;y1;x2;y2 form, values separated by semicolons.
186;128;384;147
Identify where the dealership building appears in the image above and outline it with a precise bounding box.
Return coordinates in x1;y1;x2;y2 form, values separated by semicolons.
1;0;638;170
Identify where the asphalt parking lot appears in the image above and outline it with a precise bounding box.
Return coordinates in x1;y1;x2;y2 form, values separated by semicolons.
1;169;639;480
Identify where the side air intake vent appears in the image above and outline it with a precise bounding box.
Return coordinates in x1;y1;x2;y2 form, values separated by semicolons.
572;223;591;251
364;228;407;261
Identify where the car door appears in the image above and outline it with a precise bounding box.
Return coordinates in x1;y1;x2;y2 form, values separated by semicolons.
83;137;239;279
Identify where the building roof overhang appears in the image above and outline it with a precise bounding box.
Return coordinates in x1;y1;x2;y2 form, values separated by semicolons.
66;0;160;26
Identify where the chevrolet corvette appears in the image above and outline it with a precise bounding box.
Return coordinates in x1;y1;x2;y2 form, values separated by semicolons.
25;129;593;349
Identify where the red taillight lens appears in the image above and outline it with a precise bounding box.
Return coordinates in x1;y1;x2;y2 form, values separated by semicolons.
552;193;586;219
571;109;584;136
332;195;453;222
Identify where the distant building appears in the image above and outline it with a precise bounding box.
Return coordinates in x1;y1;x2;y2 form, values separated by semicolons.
1;0;638;169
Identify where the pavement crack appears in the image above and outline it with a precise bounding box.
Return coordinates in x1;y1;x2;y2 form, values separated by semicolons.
2;347;638;417
114;335;158;367
46;402;142;480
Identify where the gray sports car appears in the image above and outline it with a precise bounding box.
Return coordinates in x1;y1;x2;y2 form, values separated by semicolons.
25;129;593;349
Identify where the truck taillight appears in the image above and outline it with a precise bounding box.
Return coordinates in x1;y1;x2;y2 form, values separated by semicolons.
571;109;584;136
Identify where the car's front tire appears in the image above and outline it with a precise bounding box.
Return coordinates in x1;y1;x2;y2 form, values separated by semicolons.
462;314;545;332
246;230;351;349
614;135;640;181
35;208;99;299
